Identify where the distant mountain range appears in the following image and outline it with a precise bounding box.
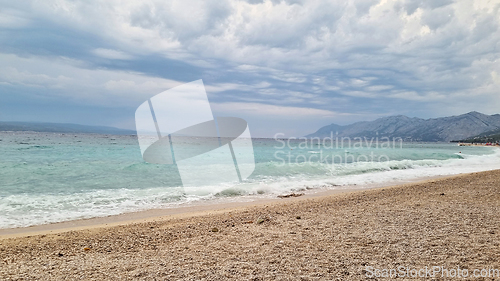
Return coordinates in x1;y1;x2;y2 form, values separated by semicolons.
4;111;500;141
0;122;136;135
306;111;500;142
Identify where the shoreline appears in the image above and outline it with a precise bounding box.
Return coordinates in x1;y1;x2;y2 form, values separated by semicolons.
457;142;500;147
0;172;477;239
1;143;498;238
2;169;499;280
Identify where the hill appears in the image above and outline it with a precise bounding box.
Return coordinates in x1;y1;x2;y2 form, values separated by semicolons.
457;129;500;143
306;111;500;142
0;122;136;135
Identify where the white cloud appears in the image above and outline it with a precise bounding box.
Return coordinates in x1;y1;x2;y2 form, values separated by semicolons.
341;91;378;98
0;53;182;106
92;48;134;60
212;102;337;118
13;0;500;89
0;9;31;28
365;85;394;92
205;82;246;93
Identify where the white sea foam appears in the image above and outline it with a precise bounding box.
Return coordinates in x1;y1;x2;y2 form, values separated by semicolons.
242;148;500;193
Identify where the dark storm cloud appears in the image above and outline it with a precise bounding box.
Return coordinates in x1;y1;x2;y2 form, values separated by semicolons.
0;0;499;136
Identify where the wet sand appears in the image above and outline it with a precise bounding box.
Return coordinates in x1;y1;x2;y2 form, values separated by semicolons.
1;170;500;280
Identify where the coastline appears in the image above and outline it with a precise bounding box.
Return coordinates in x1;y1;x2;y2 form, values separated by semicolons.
0;173;467;239
457;142;500;147
2;139;498;233
2;169;500;280
2;169;500;279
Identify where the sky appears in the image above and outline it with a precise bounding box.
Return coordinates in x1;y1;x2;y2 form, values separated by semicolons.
0;0;499;137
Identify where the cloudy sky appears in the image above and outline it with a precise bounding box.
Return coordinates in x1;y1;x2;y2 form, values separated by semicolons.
1;0;499;137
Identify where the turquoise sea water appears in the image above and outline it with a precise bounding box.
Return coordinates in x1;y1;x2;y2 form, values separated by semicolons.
1;131;499;229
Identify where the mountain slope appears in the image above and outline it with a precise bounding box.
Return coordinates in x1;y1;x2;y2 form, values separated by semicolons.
306;112;500;142
459;128;500;143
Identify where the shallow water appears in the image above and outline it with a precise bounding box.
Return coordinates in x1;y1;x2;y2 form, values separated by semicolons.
1;131;498;228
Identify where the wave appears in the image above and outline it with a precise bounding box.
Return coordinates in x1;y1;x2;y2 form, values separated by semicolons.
1;147;499;229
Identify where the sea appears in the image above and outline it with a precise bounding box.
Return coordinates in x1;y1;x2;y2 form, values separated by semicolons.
1;131;499;229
